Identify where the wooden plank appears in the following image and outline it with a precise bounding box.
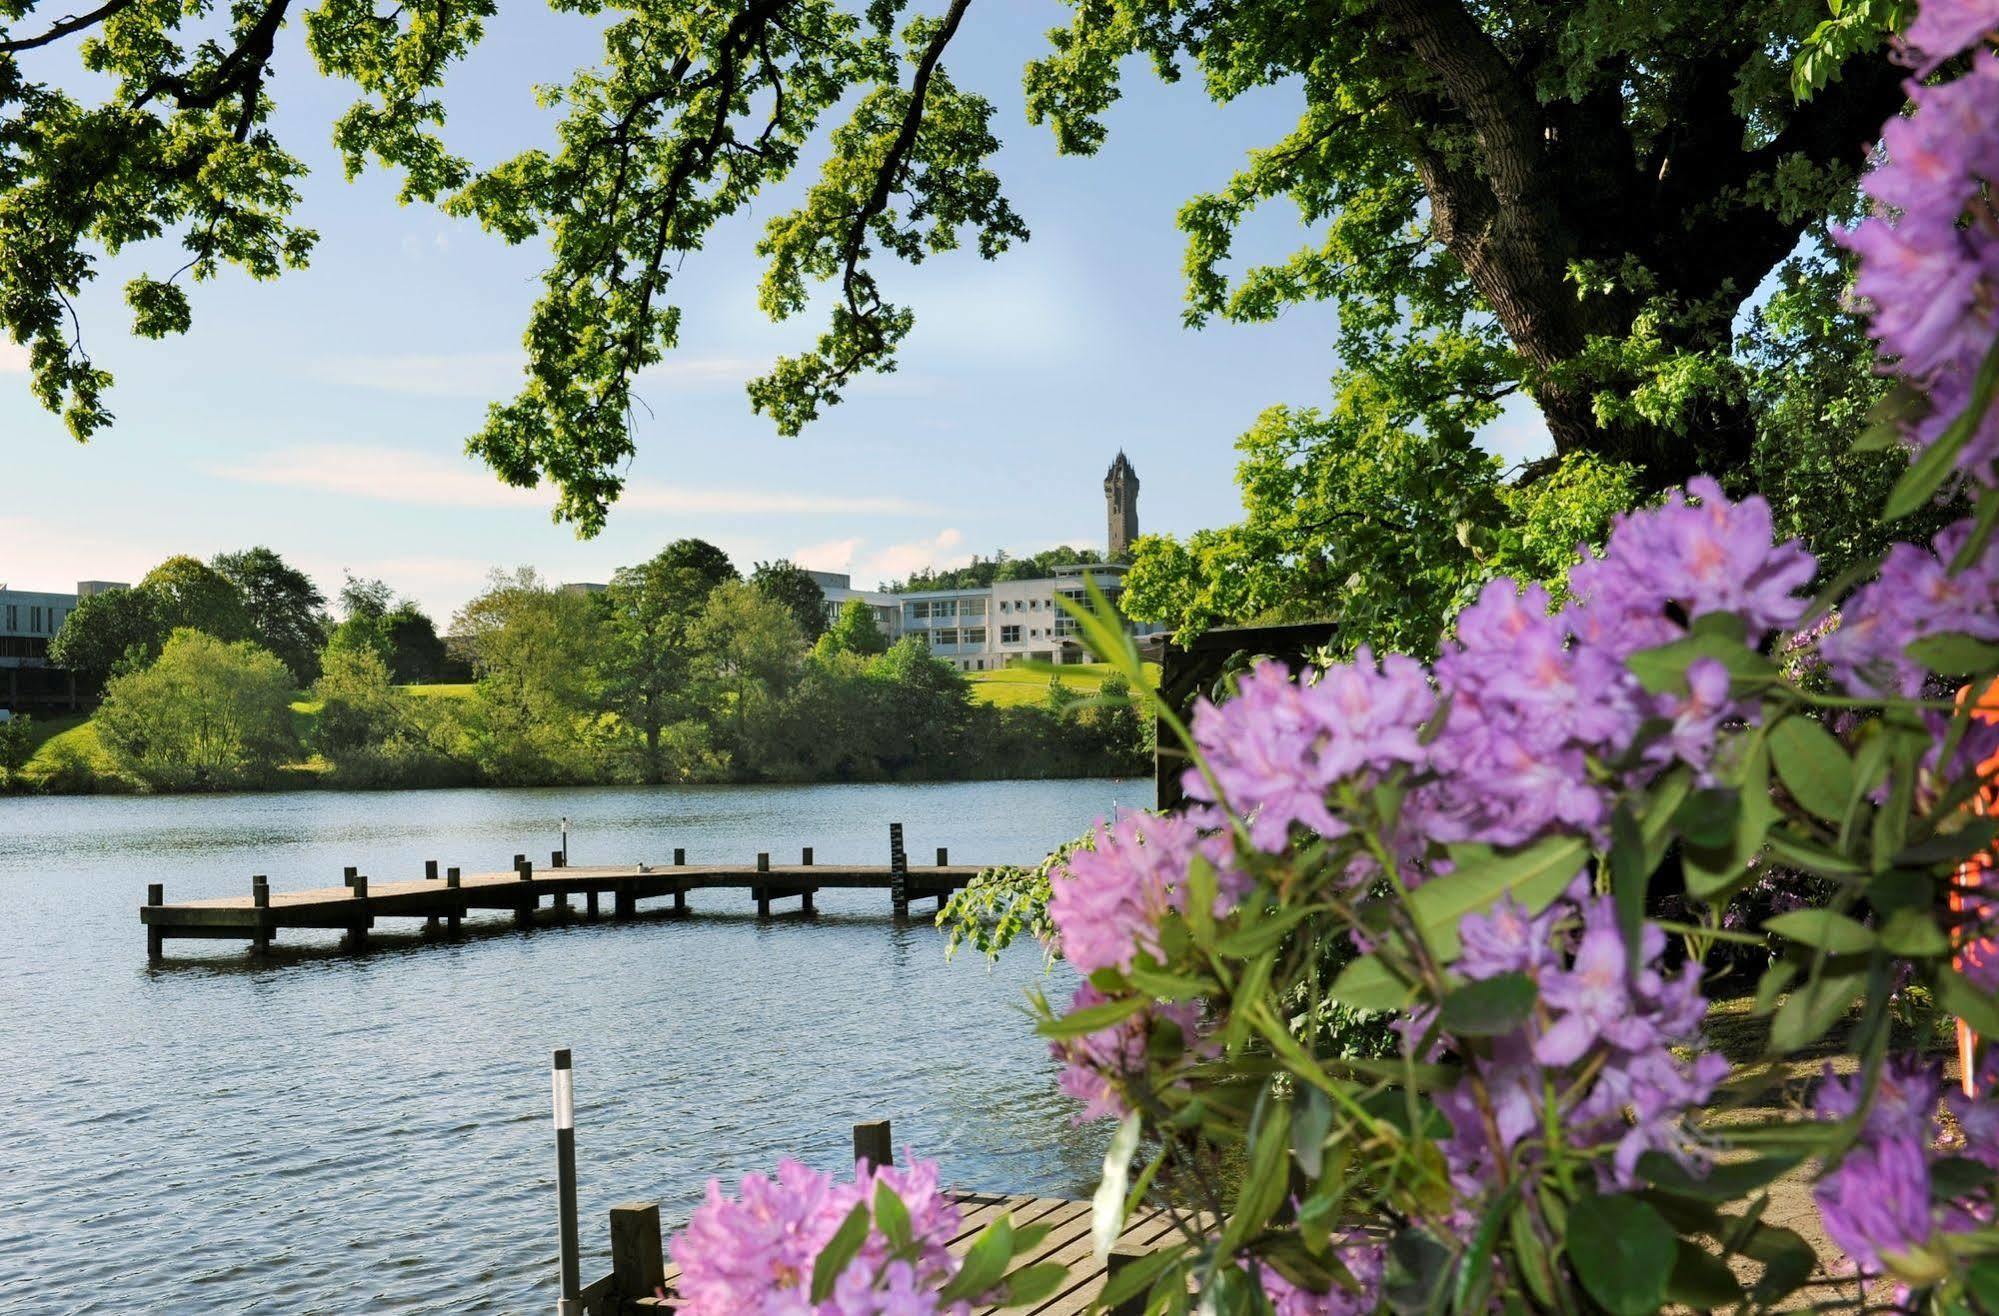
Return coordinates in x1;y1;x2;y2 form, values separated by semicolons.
1012;1209;1189;1316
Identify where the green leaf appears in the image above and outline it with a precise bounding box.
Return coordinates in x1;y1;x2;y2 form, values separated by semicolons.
1437;971;1538;1037
1883;335;1999;521
1753;960;1798;1016
1908;632;1999;677
1637;1150;1805;1201
1566;1194;1677;1316
1091;1112;1141;1260
1420;834;1590;960
1675;788;1739;849
1038;993;1149;1039
1329;952;1418;1012
1627;629;1776;697
1938;968;1999;1039
810;1201;873;1303
938;1216;1015;1303
874;1179;913;1254
1214;904;1315;958
1739;1223;1816;1304
1610;801;1651;981
1895;818;1999;868
1666;1240;1742;1308
1450;1184;1519;1316
1768;970;1866;1052
1769;715;1853;823
1291;1084;1333;1179
1126;965;1215;1001
1879;907;1950;958
1930;1155;1996;1202
1763;909;1878;954
992;1262;1068;1308
1684;734;1776;900
1222;1087;1292;1253
1095;1245;1185;1314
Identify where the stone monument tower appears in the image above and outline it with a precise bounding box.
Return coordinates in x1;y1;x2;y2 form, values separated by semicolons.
1104;451;1139;559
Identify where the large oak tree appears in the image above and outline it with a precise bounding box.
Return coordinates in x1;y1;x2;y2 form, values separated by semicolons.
2;0;1906;527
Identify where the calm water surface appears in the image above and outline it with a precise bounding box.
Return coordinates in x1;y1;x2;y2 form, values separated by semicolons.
0;778;1151;1314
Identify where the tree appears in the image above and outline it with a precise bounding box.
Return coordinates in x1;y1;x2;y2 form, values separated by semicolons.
381;602;449;683
595;545;730;781
0;714;33;785
818;597;890;658
452;568;602;782
750;560;828;641
95;629;298;790
656;539;740;599
212;547;328;684
3;1;1905;522
338;574;396;621
691;580;806;753
140;556;255;642
49;586;164;680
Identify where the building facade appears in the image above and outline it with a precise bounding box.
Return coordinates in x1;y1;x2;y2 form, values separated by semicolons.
805;570;904;641
1;580;128;712
897;562;1161;671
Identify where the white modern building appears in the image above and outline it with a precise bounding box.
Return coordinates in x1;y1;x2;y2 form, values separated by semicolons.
1;579;129;710
897;562;1162;671
805;570;904;640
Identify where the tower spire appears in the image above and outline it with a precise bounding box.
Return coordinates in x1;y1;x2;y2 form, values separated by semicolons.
1104;452;1139;559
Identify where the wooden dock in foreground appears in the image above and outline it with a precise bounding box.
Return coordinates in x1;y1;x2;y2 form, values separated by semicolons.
141;824;991;961
575;1122;1187;1316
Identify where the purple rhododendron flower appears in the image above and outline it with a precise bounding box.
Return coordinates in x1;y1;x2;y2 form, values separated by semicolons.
671;1156;970;1316
1815;1135;1938;1277
1048;811;1240;976
1821;516;1999;697
1258;1238;1386;1316
1050;982;1204;1122
1457;893;1566;979
1900;0;1999;72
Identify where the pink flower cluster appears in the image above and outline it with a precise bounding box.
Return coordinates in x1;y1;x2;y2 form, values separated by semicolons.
1433;893;1729;1190
1050;982;1205;1121
1840;0;1999;484
1047;811;1243;976
669;1156;970;1316
1820;514;1999;696
1811;1055;1999;1280
1258;1239;1386;1316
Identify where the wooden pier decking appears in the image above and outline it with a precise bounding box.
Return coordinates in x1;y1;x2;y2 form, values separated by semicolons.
141;827;990;961
573;1123;1191;1316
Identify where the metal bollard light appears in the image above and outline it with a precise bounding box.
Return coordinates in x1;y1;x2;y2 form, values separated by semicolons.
553;1049;582;1316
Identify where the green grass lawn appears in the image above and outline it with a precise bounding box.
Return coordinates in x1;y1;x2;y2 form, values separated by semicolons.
966;662;1160;708
23;714;118;779
402;682;475;699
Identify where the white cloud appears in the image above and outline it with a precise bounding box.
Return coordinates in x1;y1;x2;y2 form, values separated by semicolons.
853;528;968;586
1477;394;1555;467
0;340;28;374
793;537;863;573
208;443;930;517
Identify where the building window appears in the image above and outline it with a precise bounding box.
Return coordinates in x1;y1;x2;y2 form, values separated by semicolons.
1000;625;1021;644
960;597;986;617
4;605;13;630
962;626;986;646
906;601;928;622
29;606;40;633
935;628;959;646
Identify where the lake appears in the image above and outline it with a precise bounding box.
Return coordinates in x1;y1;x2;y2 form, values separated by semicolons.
0;777;1151;1313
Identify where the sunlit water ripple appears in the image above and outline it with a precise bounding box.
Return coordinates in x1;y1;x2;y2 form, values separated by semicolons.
0;778;1149;1313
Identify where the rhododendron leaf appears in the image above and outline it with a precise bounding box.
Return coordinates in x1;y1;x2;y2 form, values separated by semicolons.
1214;904;1317;959
1768;969;1865;1052
1126;965;1215;1000
1291;1084;1334;1178
1636;1150;1804;1201
995;1261;1068;1307
1675;788;1740;849
1437;971;1537;1037
1096;1241;1186;1312
1894;818;1999;868
1949;486;1999;572
1938;968;1999;1039
809;1201;872;1304
873;1180;913;1254
1878;907;1950;957
1609;802;1651;979
1753;960;1798;1016
1739;1222;1815;1304
1764;909;1878;954
1567;1194;1675;1316
1883;336;1999;522
1840;729;1892;850
1449;1183;1518;1316
1907;632;1999;678
939;1215;1014;1303
1329;953;1419;1012
1039;993;1149;1038
1382;1227;1452;1315
1222;1087;1292;1253
1091;1113;1142;1260
1507;1204;1559;1311
1626;629;1776;697
1764;830;1867;876
1665;1239;1742;1307
1420;835;1590;960
1684;736;1776;899
1929;1155;1995;1202
1185;854;1219;950
1769;715;1853;823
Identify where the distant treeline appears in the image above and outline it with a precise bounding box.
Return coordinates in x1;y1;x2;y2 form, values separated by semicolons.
4;542;1149;794
886;546;1107;592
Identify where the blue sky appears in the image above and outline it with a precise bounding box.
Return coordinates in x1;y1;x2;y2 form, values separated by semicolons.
3;3;1548;623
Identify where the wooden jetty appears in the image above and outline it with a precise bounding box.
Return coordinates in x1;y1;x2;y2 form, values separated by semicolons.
574;1121;1187;1316
141;824;990;962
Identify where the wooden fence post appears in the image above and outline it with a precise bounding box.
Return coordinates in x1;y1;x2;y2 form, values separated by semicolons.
854;1119;893;1170
146;883;164;963
609;1203;665;1308
252;875;271;957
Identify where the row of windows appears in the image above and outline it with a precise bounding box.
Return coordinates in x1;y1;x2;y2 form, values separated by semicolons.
3;603;66;636
928;627;989;648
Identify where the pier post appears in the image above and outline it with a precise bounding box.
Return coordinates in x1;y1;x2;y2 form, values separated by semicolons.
755;887;771;919
672;884;688;917
936;846;948;867
614;885;635;919
854;1119;893;1170
585;888;599;921
552;1049;582;1315
551;849;564;870
425;859;438;880
515;858;534;929
252;876;271;957
802;846;813;866
347;875;369;953
146;883;164;962
608;1203;665;1307
446;867;463;935
673;847;685;867
343;865;358;890
889;823;908;920
802;887;816;916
